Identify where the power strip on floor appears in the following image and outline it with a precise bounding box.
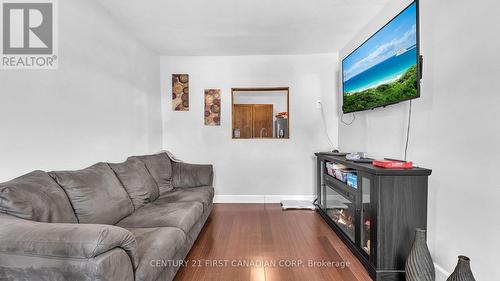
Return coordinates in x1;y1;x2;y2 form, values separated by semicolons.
280;200;316;210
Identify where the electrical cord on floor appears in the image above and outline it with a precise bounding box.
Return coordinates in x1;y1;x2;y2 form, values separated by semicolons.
404;100;412;161
312;198;319;209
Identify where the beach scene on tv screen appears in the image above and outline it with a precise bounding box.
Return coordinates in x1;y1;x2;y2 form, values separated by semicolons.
342;2;418;113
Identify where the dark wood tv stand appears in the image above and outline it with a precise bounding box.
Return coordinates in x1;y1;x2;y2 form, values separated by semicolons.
315;153;432;281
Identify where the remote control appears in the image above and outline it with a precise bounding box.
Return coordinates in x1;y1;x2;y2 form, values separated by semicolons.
353;158;374;163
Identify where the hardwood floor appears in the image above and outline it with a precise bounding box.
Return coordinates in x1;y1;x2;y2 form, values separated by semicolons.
174;204;372;281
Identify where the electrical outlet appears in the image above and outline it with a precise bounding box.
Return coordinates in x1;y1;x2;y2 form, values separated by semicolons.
316;100;322;109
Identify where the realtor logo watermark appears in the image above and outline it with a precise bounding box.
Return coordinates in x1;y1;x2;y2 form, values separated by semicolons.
1;0;58;69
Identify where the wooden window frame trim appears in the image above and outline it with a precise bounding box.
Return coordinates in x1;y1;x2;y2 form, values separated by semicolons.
231;87;290;140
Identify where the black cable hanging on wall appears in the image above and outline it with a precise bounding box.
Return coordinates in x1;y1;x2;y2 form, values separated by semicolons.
340;112;356;126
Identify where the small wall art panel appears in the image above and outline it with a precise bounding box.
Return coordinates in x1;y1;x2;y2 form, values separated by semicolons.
172;74;189;111
204;89;221;126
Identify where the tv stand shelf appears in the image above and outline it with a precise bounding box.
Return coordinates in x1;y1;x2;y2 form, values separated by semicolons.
315;153;432;281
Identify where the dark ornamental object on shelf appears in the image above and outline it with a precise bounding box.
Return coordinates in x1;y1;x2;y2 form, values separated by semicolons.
447;256;476;281
406;228;435;281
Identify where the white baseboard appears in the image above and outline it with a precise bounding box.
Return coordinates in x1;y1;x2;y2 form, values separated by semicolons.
213;195;316;204
434;263;450;281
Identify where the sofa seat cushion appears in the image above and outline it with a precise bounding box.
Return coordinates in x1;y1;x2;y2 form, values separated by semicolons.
109;158;160;210
128;153;173;195
0;171;77;223
155;186;214;211
49;163;134;225
117;201;203;233
127;227;186;281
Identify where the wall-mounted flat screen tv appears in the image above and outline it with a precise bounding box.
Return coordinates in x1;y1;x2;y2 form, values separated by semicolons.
342;1;420;113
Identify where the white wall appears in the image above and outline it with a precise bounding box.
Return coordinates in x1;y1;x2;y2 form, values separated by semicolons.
0;0;162;181
160;54;338;202
338;0;500;280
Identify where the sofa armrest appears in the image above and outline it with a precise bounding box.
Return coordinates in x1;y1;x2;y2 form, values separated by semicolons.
0;215;138;268
172;162;214;188
0;248;134;281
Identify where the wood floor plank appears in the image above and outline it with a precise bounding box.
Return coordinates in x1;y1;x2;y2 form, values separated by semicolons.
174;203;372;281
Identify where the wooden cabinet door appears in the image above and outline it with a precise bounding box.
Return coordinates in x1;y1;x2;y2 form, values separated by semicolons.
252;104;273;138
232;104;253;138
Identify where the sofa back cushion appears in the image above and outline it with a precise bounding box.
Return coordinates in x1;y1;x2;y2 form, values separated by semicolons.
128;153;173;195
109;158;160;210
49;163;134;224
0;170;78;223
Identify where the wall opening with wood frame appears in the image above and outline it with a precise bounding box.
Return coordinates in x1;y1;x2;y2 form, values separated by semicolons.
231;87;290;139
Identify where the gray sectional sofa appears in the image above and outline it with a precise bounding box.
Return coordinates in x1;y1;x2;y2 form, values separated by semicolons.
0;152;214;281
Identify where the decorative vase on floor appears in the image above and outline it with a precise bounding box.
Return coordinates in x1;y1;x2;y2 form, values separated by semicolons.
405;228;435;281
447;256;476;281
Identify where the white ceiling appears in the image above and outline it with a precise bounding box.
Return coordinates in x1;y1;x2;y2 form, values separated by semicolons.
96;0;390;56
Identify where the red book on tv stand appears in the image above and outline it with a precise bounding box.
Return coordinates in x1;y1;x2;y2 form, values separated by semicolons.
372;160;413;169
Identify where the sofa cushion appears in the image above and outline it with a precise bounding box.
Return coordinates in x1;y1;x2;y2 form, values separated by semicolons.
49;163;134;224
0;217;138;267
128;153;173;195
127;227;186;281
0;171;77;223
117;201;203;233
109;158;160;210
155;186;214;211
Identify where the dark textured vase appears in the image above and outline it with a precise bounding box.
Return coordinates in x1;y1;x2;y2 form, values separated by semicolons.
405;228;435;281
447;256;476;281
